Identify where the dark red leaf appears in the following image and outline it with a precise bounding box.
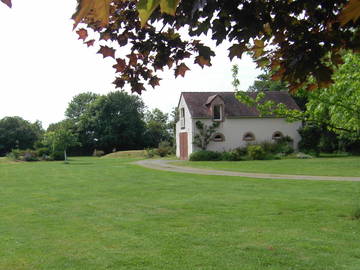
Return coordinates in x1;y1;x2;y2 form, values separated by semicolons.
113;77;125;89
149;77;161;88
85;39;95;47
175;63;190;78
228;44;246;60
98;45;115;59
76;28;88;41
1;0;11;8
194;56;211;68
127;53;137;66
112;58;127;73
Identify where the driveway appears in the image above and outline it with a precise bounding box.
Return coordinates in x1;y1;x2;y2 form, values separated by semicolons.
135;159;360;182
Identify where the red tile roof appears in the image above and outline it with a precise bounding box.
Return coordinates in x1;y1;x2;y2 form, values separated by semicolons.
181;91;300;118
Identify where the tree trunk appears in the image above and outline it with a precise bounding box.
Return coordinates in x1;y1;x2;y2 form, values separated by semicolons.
64;149;67;161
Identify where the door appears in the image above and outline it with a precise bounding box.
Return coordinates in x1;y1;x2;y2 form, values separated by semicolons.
179;132;188;160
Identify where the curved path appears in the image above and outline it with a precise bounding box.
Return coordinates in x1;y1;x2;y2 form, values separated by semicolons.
134;159;360;182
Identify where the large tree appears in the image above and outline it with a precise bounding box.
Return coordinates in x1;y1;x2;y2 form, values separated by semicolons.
2;1;359;93
79;91;146;152
143;108;172;147
65;92;99;120
0;116;43;155
71;1;360;93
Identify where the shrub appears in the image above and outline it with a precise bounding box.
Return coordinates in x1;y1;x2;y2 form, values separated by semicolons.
247;145;266;160
189;150;222;161
36;147;50;158
51;151;65;161
6;151;18;161
157;141;172;157
221;151;239;161
234;146;247;157
145;148;156;158
7;149;39;161
93;149;105;157
10;149;22;160
296;152;313;159
22;150;39;161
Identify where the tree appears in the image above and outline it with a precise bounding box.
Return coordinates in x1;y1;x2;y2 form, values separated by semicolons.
44;124;79;161
248;71;288;92
305;53;360;138
193;120;219;150
79;91;146;152
143;108;171;147
3;1;359;92
235;52;360;145
65;92;99;120
0;116;43;156
69;0;359;93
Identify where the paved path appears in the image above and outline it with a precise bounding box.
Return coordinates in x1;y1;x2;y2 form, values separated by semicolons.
134;159;360;182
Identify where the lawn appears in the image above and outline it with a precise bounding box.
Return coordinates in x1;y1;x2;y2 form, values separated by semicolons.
175;156;360;177
1;157;360;269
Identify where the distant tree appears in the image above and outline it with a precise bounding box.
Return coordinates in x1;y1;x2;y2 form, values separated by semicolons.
248;71;288;92
44;122;78;161
65;92;99;120
79;91;146;152
143;108;171;147
0;116;43;156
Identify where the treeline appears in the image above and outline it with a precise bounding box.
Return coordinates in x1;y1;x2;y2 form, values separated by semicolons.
0;91;177;158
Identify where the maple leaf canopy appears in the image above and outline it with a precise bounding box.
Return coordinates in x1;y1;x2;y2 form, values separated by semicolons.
2;0;360;94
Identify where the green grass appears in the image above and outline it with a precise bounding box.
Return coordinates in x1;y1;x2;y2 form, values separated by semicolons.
102;150;146;158
1;157;360;269
175;156;360;177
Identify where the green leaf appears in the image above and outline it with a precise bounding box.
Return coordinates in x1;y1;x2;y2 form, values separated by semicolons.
137;0;161;27
160;0;180;15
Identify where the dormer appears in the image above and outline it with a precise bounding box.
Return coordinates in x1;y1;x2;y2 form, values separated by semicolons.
205;94;225;121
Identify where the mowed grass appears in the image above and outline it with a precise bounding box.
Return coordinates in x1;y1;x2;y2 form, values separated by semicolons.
1;157;360;269
103;150;146;159
176;156;360;177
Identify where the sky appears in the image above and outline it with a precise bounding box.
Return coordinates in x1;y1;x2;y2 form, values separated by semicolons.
0;1;261;128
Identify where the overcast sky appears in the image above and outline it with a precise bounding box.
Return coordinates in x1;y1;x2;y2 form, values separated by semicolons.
0;1;261;128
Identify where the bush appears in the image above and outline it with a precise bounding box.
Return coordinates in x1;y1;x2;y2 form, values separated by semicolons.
247;145;266;160
189;150;222;161
145;148;156;158
234;146;247;157
296;152;313;159
157;141;172;157
6;151;18;161
36;147;50;158
93;149;105;157
22;150;39;161
9;149;22;160
51;151;65;161
221;150;244;161
7;149;39;161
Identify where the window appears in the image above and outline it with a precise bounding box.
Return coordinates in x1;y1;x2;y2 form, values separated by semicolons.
243;132;255;141
180;108;185;128
213;104;222;121
272;131;283;140
212;133;225;142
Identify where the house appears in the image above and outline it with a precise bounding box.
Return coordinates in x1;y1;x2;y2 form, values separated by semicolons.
175;91;302;160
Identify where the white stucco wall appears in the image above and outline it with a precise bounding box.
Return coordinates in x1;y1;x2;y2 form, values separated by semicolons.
175;95;194;157
191;118;302;155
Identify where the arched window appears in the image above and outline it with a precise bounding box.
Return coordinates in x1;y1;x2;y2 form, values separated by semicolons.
212;133;225;142
243;132;255;141
272;131;283;140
